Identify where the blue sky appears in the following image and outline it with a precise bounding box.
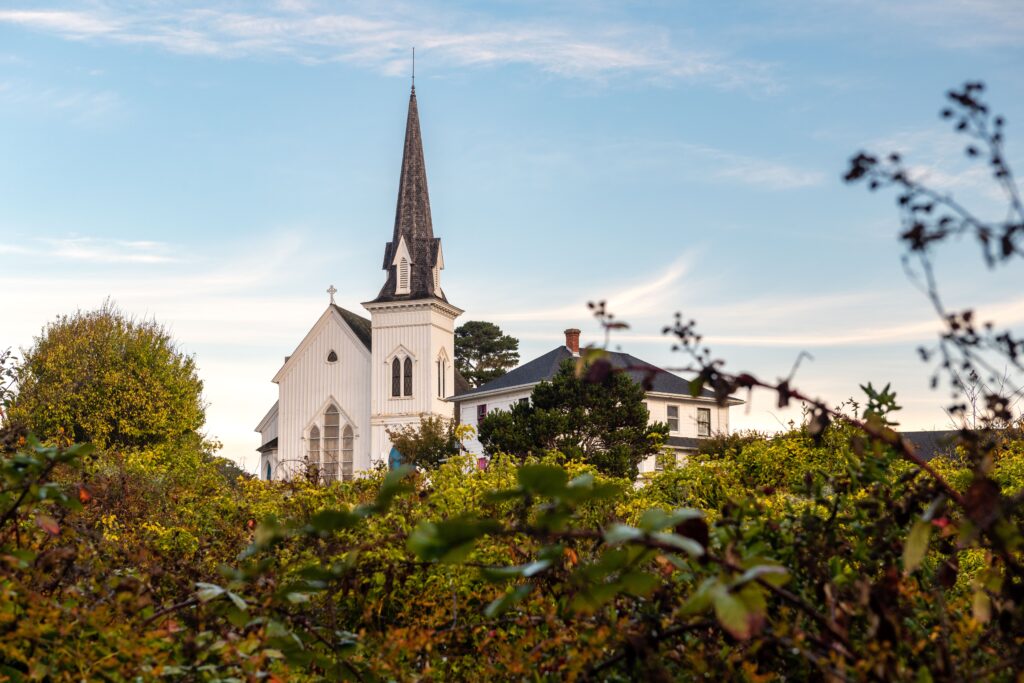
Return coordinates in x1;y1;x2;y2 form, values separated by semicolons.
2;1;1023;471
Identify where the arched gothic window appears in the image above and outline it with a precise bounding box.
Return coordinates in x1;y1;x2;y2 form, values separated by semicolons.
265;461;272;481
392;357;401;397
436;357;446;397
308;425;320;464
403;357;413;396
341;426;354;481
323;406;339;482
398;258;410;293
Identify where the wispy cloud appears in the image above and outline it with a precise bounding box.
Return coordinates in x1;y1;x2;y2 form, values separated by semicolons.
0;4;779;91
475;254;694;324
686;143;825;190
0;79;122;121
1;237;178;263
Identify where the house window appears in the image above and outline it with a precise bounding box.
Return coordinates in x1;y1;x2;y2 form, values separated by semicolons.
323;406;340;482
667;405;679;432
398;258;410;293
308;425;320;463
392;358;401;397
327;350;338;363
341;425;354;481
437;359;443;397
518;397;528;406
403;357;413;396
265;461;272;481
477;404;487;426
697;407;712;437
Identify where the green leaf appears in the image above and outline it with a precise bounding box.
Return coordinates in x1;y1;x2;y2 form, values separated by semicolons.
309;509;359;533
649;531;704;557
517;465;568;497
619;571;659;597
972;588;991;623
195;582;226;603
712;586;753;640
603;523;642;546
407;517;501;563
689;377;704;398
682;578;717;615
484;584;532;618
483;488;524;504
904;519;932;573
734;564;789;587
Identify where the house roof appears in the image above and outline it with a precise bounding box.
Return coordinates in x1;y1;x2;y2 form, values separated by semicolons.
454;368;472;395
901;430;959;461
257;437;278;453
370;86;446;304
331;304;372;350
667;436;700;450
452;345;725;401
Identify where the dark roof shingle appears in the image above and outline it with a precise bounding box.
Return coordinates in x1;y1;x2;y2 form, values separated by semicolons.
453;345;720;400
332;305;372;350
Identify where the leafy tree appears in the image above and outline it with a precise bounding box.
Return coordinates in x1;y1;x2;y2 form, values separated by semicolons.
8;302;205;450
478;358;667;479
454;320;520;387
386;415;460;470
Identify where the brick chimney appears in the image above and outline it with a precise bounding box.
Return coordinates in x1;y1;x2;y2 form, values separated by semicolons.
564;328;581;356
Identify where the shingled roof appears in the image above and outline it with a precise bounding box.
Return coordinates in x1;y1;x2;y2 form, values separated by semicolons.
370;86;446;304
331;304;372;350
452;345;725;401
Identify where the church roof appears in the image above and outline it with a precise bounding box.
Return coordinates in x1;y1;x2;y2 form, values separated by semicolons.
370;86;447;304
452;345;726;401
331;304;372;350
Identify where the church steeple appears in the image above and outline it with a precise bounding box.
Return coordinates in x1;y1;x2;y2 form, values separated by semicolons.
371;85;446;303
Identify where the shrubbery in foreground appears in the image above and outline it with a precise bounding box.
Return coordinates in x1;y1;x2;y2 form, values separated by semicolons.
1;415;1021;680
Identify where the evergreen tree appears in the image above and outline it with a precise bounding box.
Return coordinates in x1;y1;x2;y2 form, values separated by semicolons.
454;321;520;387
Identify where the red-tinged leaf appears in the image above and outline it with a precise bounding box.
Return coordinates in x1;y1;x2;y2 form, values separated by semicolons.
77;485;92;503
713;587;753;640
36;514;60;536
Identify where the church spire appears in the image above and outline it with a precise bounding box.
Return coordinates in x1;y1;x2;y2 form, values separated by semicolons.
370;85;446;303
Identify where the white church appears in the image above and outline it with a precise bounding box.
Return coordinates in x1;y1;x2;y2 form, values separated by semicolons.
256;86;737;482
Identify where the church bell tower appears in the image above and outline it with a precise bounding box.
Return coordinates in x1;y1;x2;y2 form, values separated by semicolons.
363;85;462;464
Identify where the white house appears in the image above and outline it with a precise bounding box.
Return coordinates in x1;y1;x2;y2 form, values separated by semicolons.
451;329;742;475
255;84;464;481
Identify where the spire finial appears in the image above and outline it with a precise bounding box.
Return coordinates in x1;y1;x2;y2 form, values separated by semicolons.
411;47;415;90
327;284;337;304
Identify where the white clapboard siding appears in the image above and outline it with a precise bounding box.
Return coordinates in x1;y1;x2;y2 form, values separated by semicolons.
275;308;373;472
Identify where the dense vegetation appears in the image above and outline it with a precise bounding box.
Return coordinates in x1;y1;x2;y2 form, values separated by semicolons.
1;414;1021;680
1;82;1022;680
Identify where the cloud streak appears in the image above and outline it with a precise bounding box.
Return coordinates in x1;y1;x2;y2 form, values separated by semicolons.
0;237;178;264
0;4;778;91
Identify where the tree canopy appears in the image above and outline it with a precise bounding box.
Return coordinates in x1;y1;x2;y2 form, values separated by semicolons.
478;358;667;479
385;415;460;470
454;320;520;388
8;302;205;450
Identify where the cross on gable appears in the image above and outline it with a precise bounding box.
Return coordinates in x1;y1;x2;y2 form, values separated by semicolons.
327;285;337;304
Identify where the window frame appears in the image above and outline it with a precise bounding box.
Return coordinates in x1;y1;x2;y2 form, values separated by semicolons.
667;405;679;432
391;357;401;397
476;404;487;426
341;425;354;481
403;357;413;397
697;407;712;437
